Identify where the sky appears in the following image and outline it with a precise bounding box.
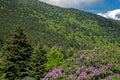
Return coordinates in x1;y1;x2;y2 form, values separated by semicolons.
39;0;120;20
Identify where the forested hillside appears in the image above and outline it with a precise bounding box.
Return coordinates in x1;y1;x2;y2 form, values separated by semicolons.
0;0;120;49
0;0;120;80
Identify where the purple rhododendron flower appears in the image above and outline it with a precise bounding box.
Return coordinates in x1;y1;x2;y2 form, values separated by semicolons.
97;62;103;66
105;75;112;79
108;75;112;79
69;75;76;79
109;70;113;74
81;66;85;68
55;68;62;74
45;68;62;78
92;52;96;55
77;67;81;70
106;63;112;68
90;55;94;59
77;66;85;70
89;66;94;71
53;68;62;74
78;72;87;79
94;69;99;75
46;72;55;77
89;73;95;77
116;73;120;77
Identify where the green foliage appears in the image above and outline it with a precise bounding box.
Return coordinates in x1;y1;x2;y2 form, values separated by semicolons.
29;45;47;79
0;0;120;50
0;37;3;50
0;51;4;80
62;48;77;59
48;50;120;80
46;47;65;71
21;76;36;80
2;27;33;80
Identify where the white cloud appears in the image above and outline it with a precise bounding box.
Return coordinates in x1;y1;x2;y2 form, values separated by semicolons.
97;9;120;20
39;0;104;9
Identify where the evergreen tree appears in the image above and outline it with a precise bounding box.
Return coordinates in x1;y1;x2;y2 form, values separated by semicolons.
29;45;47;79
0;37;3;50
2;27;33;80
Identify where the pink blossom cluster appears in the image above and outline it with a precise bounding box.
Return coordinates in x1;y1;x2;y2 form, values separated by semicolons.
41;52;120;80
41;68;62;80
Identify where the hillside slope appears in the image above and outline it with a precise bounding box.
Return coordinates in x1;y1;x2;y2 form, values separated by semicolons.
0;0;120;49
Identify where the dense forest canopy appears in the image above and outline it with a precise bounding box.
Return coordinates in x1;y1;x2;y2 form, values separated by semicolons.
0;0;120;50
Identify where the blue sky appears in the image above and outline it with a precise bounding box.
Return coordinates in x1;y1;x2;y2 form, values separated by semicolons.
86;0;120;13
39;0;120;20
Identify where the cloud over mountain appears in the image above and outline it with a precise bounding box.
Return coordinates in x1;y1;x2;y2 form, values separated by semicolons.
39;0;104;9
97;9;120;20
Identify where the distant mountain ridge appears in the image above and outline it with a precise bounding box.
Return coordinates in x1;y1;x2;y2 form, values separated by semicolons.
0;0;120;49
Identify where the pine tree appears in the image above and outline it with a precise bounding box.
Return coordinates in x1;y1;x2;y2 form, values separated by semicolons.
29;45;47;79
0;37;3;50
2;27;33;80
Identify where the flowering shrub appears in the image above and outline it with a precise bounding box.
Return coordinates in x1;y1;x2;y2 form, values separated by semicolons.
41;51;120;80
41;68;62;80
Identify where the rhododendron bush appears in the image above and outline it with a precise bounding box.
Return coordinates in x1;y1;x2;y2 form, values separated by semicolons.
41;51;120;80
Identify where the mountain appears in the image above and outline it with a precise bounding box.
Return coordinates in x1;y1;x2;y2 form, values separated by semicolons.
0;0;120;80
0;0;120;50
